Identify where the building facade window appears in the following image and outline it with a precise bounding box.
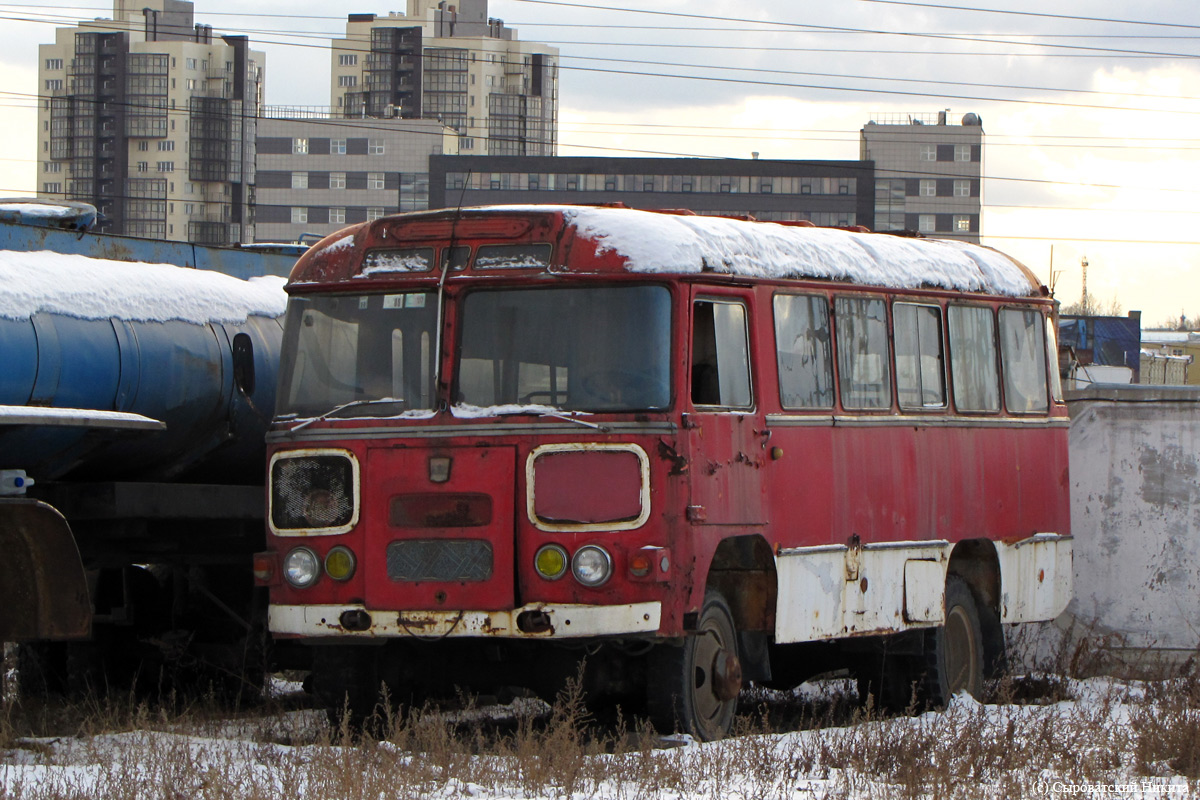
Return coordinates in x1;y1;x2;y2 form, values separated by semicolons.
136;161;148;172
291;207;307;224
291;172;308;189
329;207;345;224
330;138;347;154
367;207;385;221
330;172;346;189
292;137;308;154
338;54;357;66
954;179;971;197
45;79;63;91
45;58;63;70
920;144;936;161
368;139;384;155
954;215;971;232
337;75;357;87
955;144;972;162
42;182;62;194
920;179;936;197
919;214;936;233
156;161;174;172
157;140;174;151
367;172;385;190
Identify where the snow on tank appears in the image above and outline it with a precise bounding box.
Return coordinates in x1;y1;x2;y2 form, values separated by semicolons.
0;249;287;324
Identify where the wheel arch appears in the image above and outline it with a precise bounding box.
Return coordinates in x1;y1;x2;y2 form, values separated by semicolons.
946;537;1006;676
704;534;777;633
947;538;1001;615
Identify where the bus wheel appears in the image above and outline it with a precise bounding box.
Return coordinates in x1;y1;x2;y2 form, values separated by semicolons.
925;575;985;704
647;590;741;741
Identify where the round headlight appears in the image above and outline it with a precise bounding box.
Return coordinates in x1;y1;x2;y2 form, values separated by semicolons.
571;545;612;587
284;547;321;588
325;546;356;581
534;544;568;580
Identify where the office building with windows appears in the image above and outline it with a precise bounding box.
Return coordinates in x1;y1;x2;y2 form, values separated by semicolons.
428;155;874;226
860;111;984;242
329;0;558;156
36;0;263;243
255;115;457;242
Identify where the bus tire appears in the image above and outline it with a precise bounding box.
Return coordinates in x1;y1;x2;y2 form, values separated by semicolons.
647;590;741;741
923;575;985;705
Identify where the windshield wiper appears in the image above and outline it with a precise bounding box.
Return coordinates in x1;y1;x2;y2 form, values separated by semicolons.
539;411;610;432
290;399;407;430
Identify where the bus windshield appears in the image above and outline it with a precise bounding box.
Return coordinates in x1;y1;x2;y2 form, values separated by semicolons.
277;292;438;418
457;285;672;412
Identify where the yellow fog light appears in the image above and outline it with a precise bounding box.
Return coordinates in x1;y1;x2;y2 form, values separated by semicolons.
534;544;568;581
324;546;356;581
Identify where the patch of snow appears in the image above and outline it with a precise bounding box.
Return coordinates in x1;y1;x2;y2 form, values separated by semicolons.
557;206;1036;296
450;403;563;419
0;405;163;429
0;202;78;219
321;234;355;254
0;250;288;323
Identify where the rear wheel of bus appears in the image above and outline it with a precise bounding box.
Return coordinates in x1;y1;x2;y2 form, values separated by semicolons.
647;590;741;741
923;575;985;704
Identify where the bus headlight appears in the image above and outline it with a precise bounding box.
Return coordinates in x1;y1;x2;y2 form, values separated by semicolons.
572;545;612;587
324;546;356;581
284;547;321;588
534;544;568;580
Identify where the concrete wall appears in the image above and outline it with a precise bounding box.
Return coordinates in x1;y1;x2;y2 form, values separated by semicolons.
1048;385;1200;675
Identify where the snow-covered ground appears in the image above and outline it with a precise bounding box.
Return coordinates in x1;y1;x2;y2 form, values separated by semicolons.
1;676;1196;799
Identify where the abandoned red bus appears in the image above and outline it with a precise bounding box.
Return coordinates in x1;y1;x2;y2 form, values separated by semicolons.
255;205;1071;740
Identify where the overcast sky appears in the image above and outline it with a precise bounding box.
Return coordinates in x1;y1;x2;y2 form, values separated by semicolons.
1;0;1197;326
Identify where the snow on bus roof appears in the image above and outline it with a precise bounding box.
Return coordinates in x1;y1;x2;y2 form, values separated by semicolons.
551;206;1038;297
0;249;288;323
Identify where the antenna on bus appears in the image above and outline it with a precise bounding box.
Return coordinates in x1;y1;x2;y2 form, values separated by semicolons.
432;170;473;409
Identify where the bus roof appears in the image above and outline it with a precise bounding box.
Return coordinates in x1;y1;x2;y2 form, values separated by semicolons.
294;205;1045;298
559;206;1042;297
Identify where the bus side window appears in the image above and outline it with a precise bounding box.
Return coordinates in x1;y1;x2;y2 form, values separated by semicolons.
948;305;1000;412
692;299;752;408
894;302;946;409
834;296;892;410
773;293;833;409
999;308;1049;414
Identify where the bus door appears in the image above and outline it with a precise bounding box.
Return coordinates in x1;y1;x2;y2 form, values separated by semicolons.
685;292;765;528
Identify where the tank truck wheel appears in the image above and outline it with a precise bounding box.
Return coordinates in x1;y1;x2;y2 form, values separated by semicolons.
647;590;741;741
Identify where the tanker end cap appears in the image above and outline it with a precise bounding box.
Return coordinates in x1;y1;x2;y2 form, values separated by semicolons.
288;223;369;286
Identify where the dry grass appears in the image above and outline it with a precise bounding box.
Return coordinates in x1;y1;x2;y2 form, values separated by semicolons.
3;640;1200;799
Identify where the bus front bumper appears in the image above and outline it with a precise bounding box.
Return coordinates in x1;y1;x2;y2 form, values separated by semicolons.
269;601;663;639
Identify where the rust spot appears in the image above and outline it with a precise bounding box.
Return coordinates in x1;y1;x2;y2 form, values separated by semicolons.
860;577;869;593
657;439;689;476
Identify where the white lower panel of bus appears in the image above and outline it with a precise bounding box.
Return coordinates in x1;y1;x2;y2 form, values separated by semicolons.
269;601;662;639
774;534;1073;644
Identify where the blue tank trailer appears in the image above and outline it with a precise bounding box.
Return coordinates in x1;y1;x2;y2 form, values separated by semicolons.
0;200;297;695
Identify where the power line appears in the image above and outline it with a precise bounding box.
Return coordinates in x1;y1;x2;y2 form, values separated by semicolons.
507;0;1200;60
850;0;1200;31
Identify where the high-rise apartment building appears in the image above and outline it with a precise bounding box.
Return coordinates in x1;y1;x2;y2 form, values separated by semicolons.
37;0;263;244
860;111;984;243
329;0;558;156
